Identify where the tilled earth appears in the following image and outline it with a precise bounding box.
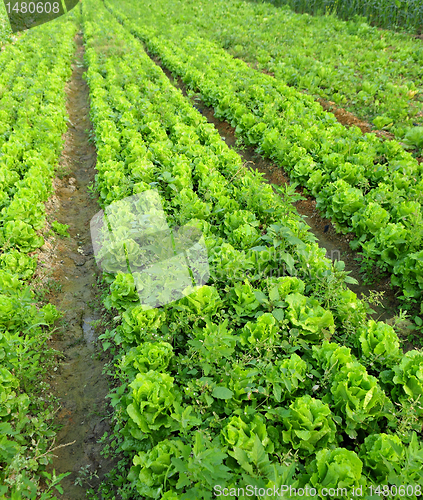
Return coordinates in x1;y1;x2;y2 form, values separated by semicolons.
36;31;115;498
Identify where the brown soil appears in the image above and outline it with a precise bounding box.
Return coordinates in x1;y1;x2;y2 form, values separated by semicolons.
35;32;114;498
317;98;395;140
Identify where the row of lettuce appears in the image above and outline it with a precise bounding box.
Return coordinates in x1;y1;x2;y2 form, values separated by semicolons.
83;0;423;497
107;0;423;303
0;13;78;499
107;0;423;141
0;1;12;47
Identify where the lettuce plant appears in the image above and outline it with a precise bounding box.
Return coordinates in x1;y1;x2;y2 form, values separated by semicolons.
223;210;258;233
105;272;140;311
312;342;355;377
402;127;423;150
120;341;174;381
360;432;423;485
229;223;260;251
126;370;180;435
131;433;230;498
307;448;366;493
117;305;166;345
263;353;309;403
334;289;367;326
359;433;404;483
330;361;393;437
1;220;44;253
281;395;338;455
393;350;423;415
351;202;390;242
317;179;365;228
228;281;261;318
358;320;402;368
285;292;335;343
187;319;237;371
178;285;222;317
130;439;182;497
221;412;277;478
392;250;423;299
240;313;279;347
0;250;37;280
221;412;274;455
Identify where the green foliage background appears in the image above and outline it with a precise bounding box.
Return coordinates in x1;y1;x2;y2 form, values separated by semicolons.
253;0;423;34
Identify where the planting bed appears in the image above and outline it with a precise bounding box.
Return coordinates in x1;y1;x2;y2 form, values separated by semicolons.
106;0;423;302
106;0;423;140
1;0;423;498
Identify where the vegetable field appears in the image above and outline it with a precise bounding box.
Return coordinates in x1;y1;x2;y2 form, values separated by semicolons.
1;0;423;498
108;0;423;302
106;0;423;139
0;9;79;496
0;1;12;46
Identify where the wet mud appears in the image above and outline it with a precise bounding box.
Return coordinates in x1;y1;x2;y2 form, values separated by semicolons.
35;32;114;497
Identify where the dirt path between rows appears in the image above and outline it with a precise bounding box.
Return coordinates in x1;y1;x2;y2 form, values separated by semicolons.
36;31;114;498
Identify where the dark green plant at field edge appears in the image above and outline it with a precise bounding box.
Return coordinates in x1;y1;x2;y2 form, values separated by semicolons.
252;0;423;34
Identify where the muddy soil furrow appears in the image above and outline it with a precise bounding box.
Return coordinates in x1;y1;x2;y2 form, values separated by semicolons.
36;31;113;498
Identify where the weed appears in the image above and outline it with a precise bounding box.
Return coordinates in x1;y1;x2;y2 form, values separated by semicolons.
74;464;99;488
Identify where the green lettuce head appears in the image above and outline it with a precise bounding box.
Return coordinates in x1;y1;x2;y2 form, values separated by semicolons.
282;395;337;455
221;412;274;455
312;341;354;378
265;353;308;402
359;433;404;482
105;272;140;311
358;320;401;367
121;341;174;380
308;448;365;494
179;285;222;317
118;306;166;345
331;362;392;437
131;439;182;497
268;276;305;297
285;292;335;343
240;313;279;346
126;370;180;434
393;350;423;415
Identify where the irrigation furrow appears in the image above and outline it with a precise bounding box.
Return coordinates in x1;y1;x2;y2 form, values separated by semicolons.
39;30;114;498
